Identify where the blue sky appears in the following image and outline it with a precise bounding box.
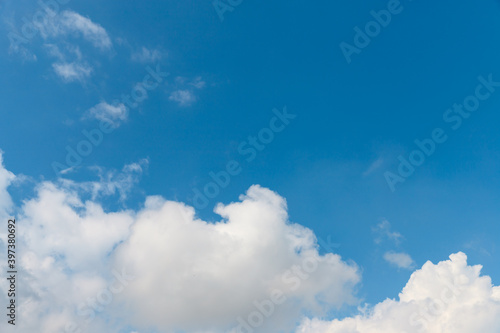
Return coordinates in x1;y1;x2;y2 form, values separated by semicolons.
1;0;500;332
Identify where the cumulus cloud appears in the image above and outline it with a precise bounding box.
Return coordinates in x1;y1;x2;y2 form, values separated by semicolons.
86;102;128;128
383;251;415;270
0;151;498;333
20;182;134;271
0;152;360;333
113;185;360;332
53;62;92;82
0;156;134;333
296;252;500;333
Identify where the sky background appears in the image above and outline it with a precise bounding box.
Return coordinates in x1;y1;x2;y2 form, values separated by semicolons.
1;0;500;332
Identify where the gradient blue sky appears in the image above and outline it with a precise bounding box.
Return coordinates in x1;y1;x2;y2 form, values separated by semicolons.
1;0;500;320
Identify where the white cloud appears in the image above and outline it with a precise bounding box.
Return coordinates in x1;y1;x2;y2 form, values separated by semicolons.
9;11;109;83
20;182;134;271
0;152;360;333
34;10;112;50
169;89;196;106
45;43;83;61
113;185;360;332
175;76;206;89
296;252;500;333
0;153;498;333
61;11;111;49
86;102;128;128
383;251;415;270
190;76;206;89
88;159;149;201
131;47;164;63
58;159;148;201
373;220;402;245
47;45;90;83
52;62;92;83
0;149;499;333
168;76;205;107
0;151;15;219
44;43;65;60
373;221;414;270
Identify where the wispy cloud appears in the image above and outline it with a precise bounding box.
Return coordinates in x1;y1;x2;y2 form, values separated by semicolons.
131;47;164;63
362;157;384;176
34;10;112;50
168;77;206;107
44;43;66;60
169;89;196;107
189;76;206;89
372;220;403;245
53;62;92;83
86;102;128;128
373;220;415;270
46;44;92;83
13;10;110;84
83;159;149;201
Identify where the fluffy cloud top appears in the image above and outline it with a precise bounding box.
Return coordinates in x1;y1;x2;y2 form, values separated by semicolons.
0;151;498;333
297;252;500;333
0;152;359;333
113;185;360;332
0;163;136;333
